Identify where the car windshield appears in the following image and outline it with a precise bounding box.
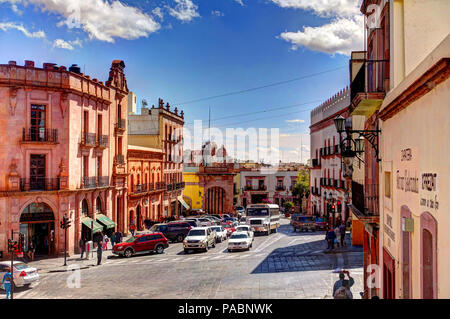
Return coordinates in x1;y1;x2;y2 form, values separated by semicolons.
230;233;248;239
211;227;222;232
14;263;29;270
126;237;136;243
246;208;269;216
236;227;248;232
298;217;314;223
188;229;206;236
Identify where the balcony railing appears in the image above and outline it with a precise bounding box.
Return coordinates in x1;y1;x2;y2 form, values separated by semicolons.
134;184;148;193
351;181;379;216
351;60;389;102
82;176;97;189
81;132;97;146
156;181;166;191
334;179;339;188
22;128;58;143
97;176;109;187
275;185;285;191
115;154;125;165
312;158;320;167
97;135;108;148
20;177;60;191
115;118;126;130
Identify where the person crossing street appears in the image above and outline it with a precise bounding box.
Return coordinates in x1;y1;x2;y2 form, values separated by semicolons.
2;267;12;299
97;241;103;266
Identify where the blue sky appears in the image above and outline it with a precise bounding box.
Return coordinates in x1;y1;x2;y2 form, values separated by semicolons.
0;0;364;162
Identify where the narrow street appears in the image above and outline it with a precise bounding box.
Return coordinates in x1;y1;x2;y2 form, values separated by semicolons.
12;219;363;299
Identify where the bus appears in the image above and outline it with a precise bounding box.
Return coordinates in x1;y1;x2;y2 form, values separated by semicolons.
245;204;280;235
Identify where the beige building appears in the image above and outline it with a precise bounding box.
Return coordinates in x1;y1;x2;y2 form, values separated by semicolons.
378;1;450;299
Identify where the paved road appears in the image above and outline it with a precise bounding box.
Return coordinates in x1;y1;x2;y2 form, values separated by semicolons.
8;219;364;299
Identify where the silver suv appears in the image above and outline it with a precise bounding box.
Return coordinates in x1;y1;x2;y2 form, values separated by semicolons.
183;227;216;253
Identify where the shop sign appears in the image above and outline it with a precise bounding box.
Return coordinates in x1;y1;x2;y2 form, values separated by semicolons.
402;217;414;232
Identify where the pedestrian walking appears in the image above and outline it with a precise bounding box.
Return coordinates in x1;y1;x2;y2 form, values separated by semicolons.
97;241;103;265
327;228;337;250
102;234;109;250
1;268;12;299
129;223;136;237
333;270;355;296
334;225;341;248
79;237;85;259
110;232;116;248
27;240;35;261
334;279;353;299
116;231;122;243
339;222;346;247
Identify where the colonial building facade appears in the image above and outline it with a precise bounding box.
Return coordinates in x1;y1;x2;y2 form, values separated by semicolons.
309;88;351;226
0;59;129;258
128;99;185;219
126;145;164;231
378;1;450;299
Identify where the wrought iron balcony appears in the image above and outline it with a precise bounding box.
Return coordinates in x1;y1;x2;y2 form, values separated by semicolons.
312;158;320;167
20;177;60;191
97;176;109;187
275;185;285;191
156;181;166;190
97;135;108;148
82;176;97;189
115;118;126;130
351;181;379;216
81;132;97;146
22;128;58;143
115;154;125;165
133;184;148;194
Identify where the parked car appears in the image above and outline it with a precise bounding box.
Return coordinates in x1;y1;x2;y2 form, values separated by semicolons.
149;222;192;242
183;227;216;253
222;223;235;237
210;225;228;242
235;224;254;241
186;218;213;227
112;233;169;258
223;217;237;223
228;231;252;252
203;215;221;225
314;217;328;230
291;214;316;232
0;261;39;288
181;219;198;228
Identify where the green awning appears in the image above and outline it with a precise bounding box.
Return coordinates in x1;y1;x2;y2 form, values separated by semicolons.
96;214;116;230
81;217;104;234
179;198;190;210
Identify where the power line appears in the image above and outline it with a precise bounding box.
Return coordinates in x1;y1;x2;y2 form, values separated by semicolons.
175;65;347;105
184;99;322;127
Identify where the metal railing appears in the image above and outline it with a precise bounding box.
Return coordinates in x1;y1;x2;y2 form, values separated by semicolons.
275;185;285;191
20;177;60;191
115;154;125;165
97;176;109;187
134;184;148;193
312;158;320;167
115;118;126;130
81;132;97;146
82;176;97;189
351;60;389;102
22;128;58;143
97;135;108;148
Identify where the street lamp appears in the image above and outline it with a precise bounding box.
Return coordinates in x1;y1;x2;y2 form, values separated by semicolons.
334;115;381;162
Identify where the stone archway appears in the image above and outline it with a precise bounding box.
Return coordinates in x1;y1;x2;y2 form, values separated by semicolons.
20;202;55;256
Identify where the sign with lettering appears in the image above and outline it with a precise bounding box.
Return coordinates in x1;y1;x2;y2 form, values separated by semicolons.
420;173;439;211
396;147;420;204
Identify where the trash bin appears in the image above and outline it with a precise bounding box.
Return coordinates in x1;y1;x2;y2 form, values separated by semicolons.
85;241;93;259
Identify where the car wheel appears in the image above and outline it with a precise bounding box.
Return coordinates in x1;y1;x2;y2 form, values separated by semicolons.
155;244;164;254
229;249;233;253
176;234;184;242
124;248;133;258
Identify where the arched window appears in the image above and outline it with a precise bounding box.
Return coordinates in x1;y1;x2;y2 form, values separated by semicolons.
82;199;89;217
96;197;102;214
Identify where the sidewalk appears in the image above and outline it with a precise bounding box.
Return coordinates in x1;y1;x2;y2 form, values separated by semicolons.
322;232;362;254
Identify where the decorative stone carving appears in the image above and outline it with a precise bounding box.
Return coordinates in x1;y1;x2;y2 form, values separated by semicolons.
8;159;20;191
60;92;68;118
9;87;18;115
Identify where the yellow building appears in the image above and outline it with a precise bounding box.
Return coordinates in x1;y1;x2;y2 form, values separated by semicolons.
378;1;450;299
182;167;204;210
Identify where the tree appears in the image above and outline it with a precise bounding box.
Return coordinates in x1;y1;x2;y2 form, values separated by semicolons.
283;201;294;212
291;166;310;212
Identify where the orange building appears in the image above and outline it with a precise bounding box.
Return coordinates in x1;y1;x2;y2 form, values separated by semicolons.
126;145;165;232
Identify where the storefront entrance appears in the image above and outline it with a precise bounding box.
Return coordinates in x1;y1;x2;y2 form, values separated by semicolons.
20;202;55;256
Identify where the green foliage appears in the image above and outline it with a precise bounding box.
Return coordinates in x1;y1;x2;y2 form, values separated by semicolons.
292;166;310;199
283;201;294;211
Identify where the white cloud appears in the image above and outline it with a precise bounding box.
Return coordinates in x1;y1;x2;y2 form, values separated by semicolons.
285;119;305;123
273;0;364;55
0;21;46;38
271;0;360;17
53;38;82;50
211;10;224;17
152;7;164;21
235;0;245;6
10;0;162;43
167;0;200;22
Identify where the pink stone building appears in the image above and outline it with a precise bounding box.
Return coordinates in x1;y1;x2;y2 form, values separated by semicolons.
0;59;129;258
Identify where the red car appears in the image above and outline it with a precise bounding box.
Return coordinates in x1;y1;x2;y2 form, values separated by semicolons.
113;232;169;258
222;223;235;237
